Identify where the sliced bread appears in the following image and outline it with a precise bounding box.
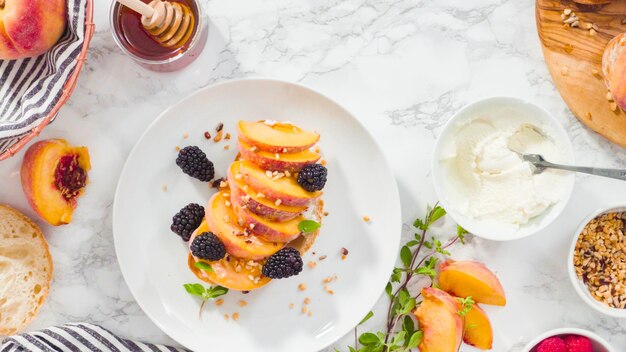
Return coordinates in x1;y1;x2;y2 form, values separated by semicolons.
0;205;53;336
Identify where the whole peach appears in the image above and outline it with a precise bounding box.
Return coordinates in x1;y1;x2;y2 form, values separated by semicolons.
0;0;67;60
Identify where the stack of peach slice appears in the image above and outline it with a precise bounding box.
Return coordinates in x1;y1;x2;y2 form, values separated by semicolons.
188;120;323;291
414;259;506;351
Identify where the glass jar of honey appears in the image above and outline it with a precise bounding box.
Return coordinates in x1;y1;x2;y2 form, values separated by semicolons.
110;0;208;72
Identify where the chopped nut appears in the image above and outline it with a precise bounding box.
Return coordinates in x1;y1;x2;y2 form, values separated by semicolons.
564;43;574;53
225;133;231;140
162;184;168;192
204;131;211;139
232;312;239;321
250;146;258;152
225;200;231;207
341;247;349;256
238;300;248;307
216;122;224;132
607;91;614;101
301;306;308;314
342;255;347;260
183;133;189;139
289;303;295;309
590;28;598;36
592;69;601;78
304;297;311;305
585;111;592;120
224;314;229;320
319;255;327;261
298;283;306;291
307;311;313;317
224;145;230;150
214;130;223;142
257;192;265;198
363;216;371;222
321;160;327;166
610;102;618;112
308;261;317;269
175;146;181;151
561;66;569;76
275;199;282;206
235;173;243;180
563;8;572;16
324;211;329;217
275;153;280;160
215;299;224;306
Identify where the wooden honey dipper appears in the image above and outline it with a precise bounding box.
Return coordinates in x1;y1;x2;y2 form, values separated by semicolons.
116;0;195;48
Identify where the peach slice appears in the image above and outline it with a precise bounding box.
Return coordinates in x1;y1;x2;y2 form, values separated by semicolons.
237;120;320;153
232;200;304;243
21;139;91;226
462;303;493;350
238;139;320;172
438;259;506;306
205;191;283;260
414;287;463;352
227;161;306;221
238;160;321;207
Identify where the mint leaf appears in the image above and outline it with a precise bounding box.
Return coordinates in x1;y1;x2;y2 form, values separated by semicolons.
457;225;468;244
415;266;437;279
400;245;412;268
390;268;402;283
359;311;374;325
194;261;213;272
407;331;423;349
358;332;379;346
402;316;415;336
428;206;446;226
413;218;425;230
207;285;229;299
385;282;393;299
183;283;205;297
298;220;321;233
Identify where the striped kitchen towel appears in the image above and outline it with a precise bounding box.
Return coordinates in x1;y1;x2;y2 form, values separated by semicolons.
0;323;190;352
0;0;90;157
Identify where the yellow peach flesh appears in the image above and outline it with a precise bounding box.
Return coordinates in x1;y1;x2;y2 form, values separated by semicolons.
237;120;320;153
462;303;493;350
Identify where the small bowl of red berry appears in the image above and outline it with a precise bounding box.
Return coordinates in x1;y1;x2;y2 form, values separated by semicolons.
522;328;615;352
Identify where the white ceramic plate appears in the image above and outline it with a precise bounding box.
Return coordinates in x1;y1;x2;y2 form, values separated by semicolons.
113;79;401;352
432;97;575;241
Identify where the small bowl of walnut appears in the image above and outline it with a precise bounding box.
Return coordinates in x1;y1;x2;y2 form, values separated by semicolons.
568;205;626;318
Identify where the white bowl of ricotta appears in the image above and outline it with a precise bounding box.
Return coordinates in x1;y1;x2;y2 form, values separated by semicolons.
432;97;575;241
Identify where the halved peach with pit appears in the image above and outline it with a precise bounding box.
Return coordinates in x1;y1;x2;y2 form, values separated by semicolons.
21;139;91;226
205;191;283;260
438;259;506;306
463;303;493;350
227;161;306;221
238;139;320;172
232;200;304;243
414;287;463;352
237;120;320;153
238;160;321;207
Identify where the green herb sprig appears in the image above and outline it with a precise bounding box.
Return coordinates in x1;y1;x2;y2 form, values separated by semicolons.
183;283;229;318
340;204;467;352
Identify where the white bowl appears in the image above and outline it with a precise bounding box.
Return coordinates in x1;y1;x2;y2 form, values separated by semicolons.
432;97;575;241
568;205;626;318
522;328;615;352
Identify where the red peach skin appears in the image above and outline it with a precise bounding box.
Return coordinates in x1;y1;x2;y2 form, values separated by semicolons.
0;0;67;60
438;259;506;306
227;161;306;221
414;287;463;352
239;160;321;207
238;139;320;172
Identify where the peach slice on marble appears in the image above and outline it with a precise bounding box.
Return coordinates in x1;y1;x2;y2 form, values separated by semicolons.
205;190;283;260
238;139;320;172
237;120;320;153
21;139;91;226
188;221;270;291
438;259;506;306
238;160;321;207
227;161;306;221
414;287;463;352
462;303;493;350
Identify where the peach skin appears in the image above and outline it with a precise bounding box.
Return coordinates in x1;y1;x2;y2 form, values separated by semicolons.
232;200;304;243
237;120;320;153
238;139;320;172
238;160;321;207
603;33;626;110
0;0;67;60
205;191;283;260
414;287;463;352
438;259;506;306
21;139;90;226
227;161;306;221
462;303;493;350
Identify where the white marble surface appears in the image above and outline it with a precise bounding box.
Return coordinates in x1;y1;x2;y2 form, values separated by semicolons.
2;0;626;350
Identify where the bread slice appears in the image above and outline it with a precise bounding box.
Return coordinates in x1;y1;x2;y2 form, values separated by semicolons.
0;205;53;336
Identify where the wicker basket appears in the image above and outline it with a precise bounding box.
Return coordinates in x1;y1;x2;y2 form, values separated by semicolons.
0;0;95;161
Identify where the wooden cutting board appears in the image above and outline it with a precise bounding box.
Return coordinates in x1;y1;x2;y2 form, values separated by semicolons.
536;0;626;148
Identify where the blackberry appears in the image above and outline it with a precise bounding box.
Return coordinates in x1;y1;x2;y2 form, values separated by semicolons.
171;203;205;241
297;164;327;192
190;232;226;261
176;146;214;181
262;247;303;279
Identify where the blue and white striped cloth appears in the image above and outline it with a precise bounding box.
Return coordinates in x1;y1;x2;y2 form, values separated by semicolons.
0;0;88;156
0;323;189;352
